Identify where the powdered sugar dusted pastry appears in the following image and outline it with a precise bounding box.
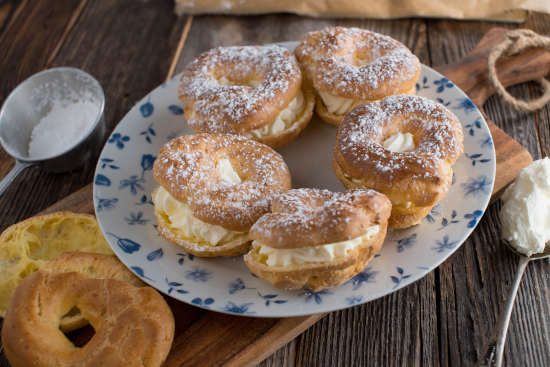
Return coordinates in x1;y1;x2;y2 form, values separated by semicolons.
295;26;421;125
153;133;291;257
179;45;315;148
245;188;391;291
334;95;464;229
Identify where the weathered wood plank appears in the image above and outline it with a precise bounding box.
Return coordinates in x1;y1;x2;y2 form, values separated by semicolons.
259;340;297;367
175;15;429;73
0;0;186;233
426;15;550;367
503;12;550;367
287;18;435;367
525;13;550;160
0;0;22;36
0;0;87;233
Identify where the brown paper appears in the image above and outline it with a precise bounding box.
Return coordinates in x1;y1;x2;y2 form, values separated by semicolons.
175;0;550;22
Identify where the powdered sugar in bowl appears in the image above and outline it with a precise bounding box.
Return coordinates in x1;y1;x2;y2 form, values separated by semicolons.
0;67;106;196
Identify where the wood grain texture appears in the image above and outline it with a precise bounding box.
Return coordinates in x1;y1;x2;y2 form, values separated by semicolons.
0;0;87;240
426;14;550;367
0;0;22;35
0;0;186;233
0;0;81;101
436;27;550;107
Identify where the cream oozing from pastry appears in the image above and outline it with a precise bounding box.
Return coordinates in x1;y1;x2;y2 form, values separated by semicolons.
318;87;416;116
218;76;306;139
247;90;305;139
216;157;241;184
152;186;247;246
254;225;380;267
382;132;416;152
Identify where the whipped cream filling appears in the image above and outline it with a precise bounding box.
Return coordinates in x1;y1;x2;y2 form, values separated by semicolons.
218;75;306;139
382;132;416;152
254;225;380;267
318;87;416;116
152;186;247;246
318;91;361;116
501;157;550;256
247;90;305;139
216;157;241;184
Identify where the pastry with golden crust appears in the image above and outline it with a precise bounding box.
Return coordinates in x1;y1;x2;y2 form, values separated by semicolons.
245;188;391;291
152;133;291;257
179;45;315;148
2;271;174;367
0;211;112;321
42;251;144;332
295;26;421;125
334;95;464;228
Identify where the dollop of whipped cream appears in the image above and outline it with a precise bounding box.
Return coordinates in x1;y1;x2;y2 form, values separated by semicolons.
216;157;241;184
382;132;416;153
500;157;550;256
152;186;246;246
248;90;305;139
254;225;379;267
318;87;417;116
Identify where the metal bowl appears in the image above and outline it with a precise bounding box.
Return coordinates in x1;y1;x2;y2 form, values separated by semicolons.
0;67;106;195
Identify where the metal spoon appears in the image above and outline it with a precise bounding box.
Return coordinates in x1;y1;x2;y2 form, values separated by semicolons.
481;240;550;366
0;67;106;196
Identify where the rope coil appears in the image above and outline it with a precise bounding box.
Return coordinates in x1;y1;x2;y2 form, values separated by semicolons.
488;29;550;112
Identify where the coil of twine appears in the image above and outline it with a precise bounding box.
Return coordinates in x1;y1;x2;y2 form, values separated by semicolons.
488;29;550;112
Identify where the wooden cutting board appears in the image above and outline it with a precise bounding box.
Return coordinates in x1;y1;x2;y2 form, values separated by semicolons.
34;28;548;366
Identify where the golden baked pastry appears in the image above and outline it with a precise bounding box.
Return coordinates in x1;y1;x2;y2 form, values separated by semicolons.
2;271;174;367
295;26;421;125
334;95;464;228
42;251;144;332
153;133;291;257
0;211;112;319
179;45;315;148
245;188;391;291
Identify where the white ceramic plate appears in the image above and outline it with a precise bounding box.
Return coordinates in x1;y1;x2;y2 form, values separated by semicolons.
94;43;495;317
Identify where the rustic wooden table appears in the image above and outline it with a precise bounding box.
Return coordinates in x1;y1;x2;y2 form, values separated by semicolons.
0;1;549;366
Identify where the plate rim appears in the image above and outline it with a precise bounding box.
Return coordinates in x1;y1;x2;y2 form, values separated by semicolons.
93;62;496;318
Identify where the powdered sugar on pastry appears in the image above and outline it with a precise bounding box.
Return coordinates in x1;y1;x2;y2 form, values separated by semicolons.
334;94;464;228
180;45;299;131
245;188;391;290
336;94;463;183
295;27;421;100
153;133;291;232
250;188;391;248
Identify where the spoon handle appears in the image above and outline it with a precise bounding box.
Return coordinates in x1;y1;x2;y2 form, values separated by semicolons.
0;160;34;197
481;255;530;366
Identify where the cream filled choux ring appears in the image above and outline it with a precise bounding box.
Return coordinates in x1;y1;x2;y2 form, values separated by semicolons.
295;26;421;125
179;45;315;148
334;95;464;229
152;133;291;257
245;188;391;291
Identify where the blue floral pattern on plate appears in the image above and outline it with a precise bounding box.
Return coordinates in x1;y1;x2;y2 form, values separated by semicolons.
93;42;496;317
